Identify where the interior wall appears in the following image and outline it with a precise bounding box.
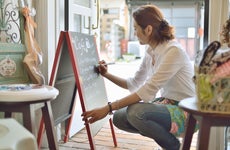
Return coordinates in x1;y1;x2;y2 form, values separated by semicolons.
34;0;56;84
209;0;229;42
208;0;229;149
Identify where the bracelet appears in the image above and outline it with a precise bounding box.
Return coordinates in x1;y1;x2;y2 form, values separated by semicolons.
108;102;113;115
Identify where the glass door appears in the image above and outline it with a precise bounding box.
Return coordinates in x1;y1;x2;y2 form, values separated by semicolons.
56;0;100;137
57;0;99;35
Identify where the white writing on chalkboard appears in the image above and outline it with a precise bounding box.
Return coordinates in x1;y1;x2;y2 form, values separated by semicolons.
72;36;96;56
69;32;108;113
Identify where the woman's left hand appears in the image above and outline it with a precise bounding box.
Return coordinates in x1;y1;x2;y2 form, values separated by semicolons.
81;105;109;124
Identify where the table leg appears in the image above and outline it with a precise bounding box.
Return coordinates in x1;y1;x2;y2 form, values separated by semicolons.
181;113;196;150
22;105;35;135
4;112;12;118
197;118;211;150
41;101;58;150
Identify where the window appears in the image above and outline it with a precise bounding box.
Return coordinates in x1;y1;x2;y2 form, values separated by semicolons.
127;1;205;60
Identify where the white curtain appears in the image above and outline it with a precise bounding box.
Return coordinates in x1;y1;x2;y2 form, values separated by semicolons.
209;0;229;42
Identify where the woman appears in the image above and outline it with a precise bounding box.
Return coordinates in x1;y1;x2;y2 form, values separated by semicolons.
82;5;195;150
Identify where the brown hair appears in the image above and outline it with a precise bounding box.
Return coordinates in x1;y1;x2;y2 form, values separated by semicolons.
133;5;175;44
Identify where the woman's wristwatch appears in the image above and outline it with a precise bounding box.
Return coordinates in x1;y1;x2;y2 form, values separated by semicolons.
108;102;113;115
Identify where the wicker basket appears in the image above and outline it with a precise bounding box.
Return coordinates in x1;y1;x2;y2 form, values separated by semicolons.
195;72;230;114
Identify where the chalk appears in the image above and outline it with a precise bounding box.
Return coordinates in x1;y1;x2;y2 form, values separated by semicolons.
95;62;115;67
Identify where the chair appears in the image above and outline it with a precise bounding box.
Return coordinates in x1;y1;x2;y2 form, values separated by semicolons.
179;97;230;150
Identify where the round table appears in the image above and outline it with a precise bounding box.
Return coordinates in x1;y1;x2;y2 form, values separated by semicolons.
179;97;230;150
0;84;59;150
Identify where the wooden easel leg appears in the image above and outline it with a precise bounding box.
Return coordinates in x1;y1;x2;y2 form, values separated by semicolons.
37;116;45;150
63;118;71;143
85;123;96;150
109;118;117;147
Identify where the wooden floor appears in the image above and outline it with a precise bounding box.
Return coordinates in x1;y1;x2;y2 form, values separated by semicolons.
56;122;198;150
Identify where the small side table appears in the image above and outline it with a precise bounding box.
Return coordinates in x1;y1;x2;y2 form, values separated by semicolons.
179;97;230;150
0;84;59;150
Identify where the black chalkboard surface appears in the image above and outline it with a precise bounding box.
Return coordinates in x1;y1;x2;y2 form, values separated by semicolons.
68;31;109;135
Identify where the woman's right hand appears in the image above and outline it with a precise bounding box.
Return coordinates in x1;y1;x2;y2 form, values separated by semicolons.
97;60;108;76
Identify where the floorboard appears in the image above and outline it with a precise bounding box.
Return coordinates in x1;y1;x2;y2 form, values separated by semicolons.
50;122;198;150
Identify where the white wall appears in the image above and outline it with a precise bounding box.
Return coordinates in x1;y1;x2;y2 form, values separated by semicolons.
208;0;229;149
34;0;56;84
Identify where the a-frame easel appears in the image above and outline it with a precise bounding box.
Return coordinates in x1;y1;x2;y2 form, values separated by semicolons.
37;31;117;150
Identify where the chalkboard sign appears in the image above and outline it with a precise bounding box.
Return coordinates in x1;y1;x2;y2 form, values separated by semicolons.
51;40;76;125
39;31;117;149
37;32;78;146
68;31;109;135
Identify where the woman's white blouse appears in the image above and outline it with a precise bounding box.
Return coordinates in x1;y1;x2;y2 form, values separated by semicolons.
127;40;196;102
